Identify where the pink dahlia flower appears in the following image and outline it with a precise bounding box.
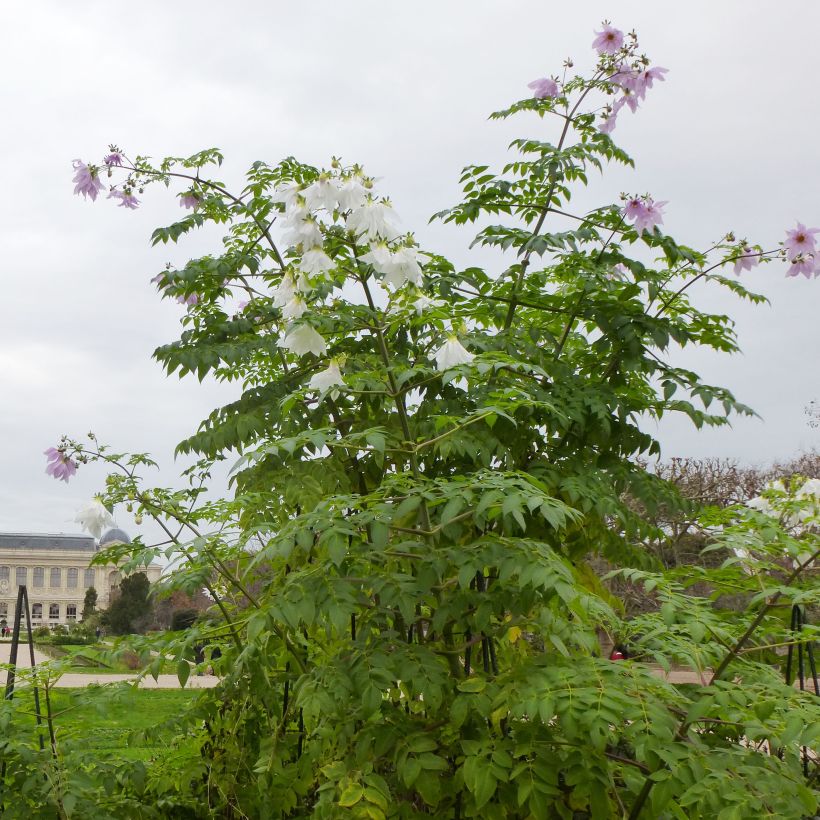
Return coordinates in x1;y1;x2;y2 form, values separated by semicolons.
44;447;78;482
108;189;139;209
527;77;559;99
623;197;666;233
637;66;668;95
786;254;815;279
733;247;759;275
592;24;624;55
784;223;820;258
180;193;200;210
72;160;106;201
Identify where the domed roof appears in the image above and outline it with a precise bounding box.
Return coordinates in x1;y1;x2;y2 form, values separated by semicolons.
99;528;131;547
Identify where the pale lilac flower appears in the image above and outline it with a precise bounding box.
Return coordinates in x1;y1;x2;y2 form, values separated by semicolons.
237;300;249;311
592;24;624;55
150;272;164;286
74;498;115;539
623;197;647;223
733;247;759;275
610;63;638;91
640;199;667;232
72;160;106;202
108;189;140;209
335;177;368;211
176;293;199;306
301;246;335;276
620;87;640;113
599;113;618;134
308;359;345;393
346;199;400;241
44;447;78;483
104;152;124;167
281;295;308;321
432;336;474;371
636;65;668;96
279;324;327;357
623;197;666;233
180;193;199;210
786;254;815;279
527;77;559;99
784;222;820;258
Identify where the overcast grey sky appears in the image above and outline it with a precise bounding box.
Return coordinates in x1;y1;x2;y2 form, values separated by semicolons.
1;1;818;540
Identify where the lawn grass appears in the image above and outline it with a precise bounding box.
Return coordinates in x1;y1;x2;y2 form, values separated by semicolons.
11;686;200;761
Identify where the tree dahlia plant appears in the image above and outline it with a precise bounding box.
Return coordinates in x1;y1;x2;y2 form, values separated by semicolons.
9;22;819;820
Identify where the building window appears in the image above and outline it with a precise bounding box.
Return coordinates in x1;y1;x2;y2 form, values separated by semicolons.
50;568;61;588
109;571;122;600
84;568;95;588
33;567;44;588
48;604;60;620
0;566;8;582
66;604;77;622
15;567;26;588
0;603;7;618
32;603;42;619
67;568;78;589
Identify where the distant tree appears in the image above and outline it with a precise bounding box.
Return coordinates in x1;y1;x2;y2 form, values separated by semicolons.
82;586;98;620
153;587;212;629
102;573;152;635
170;609;198;631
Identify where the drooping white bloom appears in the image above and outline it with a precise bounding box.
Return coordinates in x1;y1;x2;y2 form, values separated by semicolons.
383;246;423;289
282;203;309;225
795;478;820;522
282;214;324;249
432;335;474;371
279;323;327;357
746;495;776;517
335;177;368;211
271;181;302;210
360;243;393;275
301;246;335;276
281;295;308;320
346;199;400;241
747;479;787;518
74;498;115;540
294;271;314;294
303;177;339;212
796;478;820;499
272;273;298;308
413;293;442;315
308;359;345;392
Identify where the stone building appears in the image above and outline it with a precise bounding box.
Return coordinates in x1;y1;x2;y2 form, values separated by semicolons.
0;529;162;628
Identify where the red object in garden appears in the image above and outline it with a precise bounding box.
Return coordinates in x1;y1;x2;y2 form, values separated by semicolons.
609;649;626;661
